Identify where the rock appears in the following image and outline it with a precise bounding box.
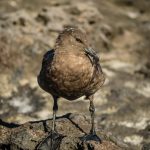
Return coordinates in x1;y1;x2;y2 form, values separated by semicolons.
142;143;150;150
0;114;122;150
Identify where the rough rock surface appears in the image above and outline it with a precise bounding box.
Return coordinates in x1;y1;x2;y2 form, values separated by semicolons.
0;114;123;150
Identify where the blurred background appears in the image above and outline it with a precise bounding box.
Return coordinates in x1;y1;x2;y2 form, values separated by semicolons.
0;0;150;149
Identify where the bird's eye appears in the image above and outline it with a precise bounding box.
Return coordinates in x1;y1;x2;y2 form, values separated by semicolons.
75;38;83;43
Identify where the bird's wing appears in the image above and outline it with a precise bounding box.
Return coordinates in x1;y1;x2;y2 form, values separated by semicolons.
42;49;55;66
85;48;99;62
84;48;102;73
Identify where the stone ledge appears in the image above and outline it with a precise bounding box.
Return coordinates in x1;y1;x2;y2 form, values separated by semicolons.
0;113;126;150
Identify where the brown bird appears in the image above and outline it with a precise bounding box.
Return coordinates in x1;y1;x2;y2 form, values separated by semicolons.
37;27;105;148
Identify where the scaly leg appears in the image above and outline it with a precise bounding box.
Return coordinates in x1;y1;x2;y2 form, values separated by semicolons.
89;95;96;135
52;96;58;132
81;95;101;143
36;96;64;150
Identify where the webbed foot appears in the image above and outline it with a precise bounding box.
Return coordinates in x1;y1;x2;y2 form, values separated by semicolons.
80;133;101;143
36;130;64;150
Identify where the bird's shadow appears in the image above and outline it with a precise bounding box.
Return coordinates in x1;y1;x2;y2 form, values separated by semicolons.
58;113;86;134
0;113;87;134
31;113;87;134
0;119;20;128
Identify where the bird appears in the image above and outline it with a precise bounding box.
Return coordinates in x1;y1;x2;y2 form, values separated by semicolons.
37;27;105;149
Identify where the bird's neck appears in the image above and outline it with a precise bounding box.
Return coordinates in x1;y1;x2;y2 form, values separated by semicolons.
55;43;84;53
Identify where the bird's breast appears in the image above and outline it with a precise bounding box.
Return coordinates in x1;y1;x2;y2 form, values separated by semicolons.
50;51;93;93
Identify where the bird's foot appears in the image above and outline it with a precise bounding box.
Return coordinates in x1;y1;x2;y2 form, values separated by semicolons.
36;130;64;150
80;133;102;143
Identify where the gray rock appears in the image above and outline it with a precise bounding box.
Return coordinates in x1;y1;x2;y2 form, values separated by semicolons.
0;114;122;150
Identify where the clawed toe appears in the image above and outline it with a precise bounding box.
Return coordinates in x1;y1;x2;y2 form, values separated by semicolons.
36;130;64;150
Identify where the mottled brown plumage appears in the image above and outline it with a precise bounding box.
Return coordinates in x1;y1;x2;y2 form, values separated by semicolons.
38;28;105;100
37;27;105;148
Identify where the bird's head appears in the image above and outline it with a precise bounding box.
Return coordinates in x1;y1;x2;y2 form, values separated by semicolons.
55;27;89;50
55;27;99;63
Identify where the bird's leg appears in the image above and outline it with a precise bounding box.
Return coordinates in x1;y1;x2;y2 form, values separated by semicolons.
81;95;101;143
52;96;58;132
89;95;96;135
36;96;64;150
